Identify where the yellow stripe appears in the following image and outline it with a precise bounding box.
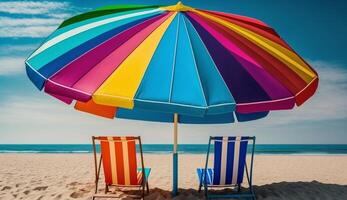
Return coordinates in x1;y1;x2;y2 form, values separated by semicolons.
194;10;316;83
108;136;118;184
93;12;178;108
121;137;131;185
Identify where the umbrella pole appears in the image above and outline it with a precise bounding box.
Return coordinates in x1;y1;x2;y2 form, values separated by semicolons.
172;113;178;196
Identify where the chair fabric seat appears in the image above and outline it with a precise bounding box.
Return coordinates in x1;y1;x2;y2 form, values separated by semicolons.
197;168;214;185
136;168;151;185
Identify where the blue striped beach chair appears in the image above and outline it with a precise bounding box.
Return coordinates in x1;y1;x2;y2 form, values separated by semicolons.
197;136;256;199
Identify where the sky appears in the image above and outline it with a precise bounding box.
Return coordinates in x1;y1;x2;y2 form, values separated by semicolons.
0;0;346;144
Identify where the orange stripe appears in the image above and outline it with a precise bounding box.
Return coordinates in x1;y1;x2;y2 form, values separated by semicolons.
107;137;118;184
137;171;143;185
74;99;116;119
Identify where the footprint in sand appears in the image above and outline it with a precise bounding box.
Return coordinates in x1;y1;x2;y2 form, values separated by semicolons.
1;186;11;191
23;190;30;195
33;186;48;191
54;194;62;200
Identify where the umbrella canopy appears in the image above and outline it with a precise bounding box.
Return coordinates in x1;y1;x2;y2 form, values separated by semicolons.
25;2;318;124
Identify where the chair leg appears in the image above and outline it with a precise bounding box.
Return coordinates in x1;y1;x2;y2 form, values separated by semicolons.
146;182;149;194
105;185;109;194
142;183;145;199
204;185;208;197
198;182;202;193
94;182;98;193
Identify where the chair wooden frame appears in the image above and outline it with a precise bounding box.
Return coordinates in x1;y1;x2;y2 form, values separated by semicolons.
198;136;256;200
92;136;149;199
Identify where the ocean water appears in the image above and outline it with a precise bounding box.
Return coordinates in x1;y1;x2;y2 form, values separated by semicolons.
0;144;347;155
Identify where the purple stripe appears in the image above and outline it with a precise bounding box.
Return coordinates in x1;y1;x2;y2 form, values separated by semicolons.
187;12;296;112
187;13;270;104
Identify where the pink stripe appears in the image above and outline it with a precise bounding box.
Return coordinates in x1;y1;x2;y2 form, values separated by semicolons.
187;12;294;101
44;12;170;101
73;12;173;99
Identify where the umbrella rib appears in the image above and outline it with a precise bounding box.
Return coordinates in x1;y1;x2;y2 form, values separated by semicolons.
184;13;236;108
168;12;180;104
182;13;208;108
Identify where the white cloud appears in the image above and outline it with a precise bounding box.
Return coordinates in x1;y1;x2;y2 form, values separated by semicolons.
0;17;62;26
0;25;58;38
0;1;82;38
0;56;25;75
0;1;69;15
0;44;36;55
0;17;61;37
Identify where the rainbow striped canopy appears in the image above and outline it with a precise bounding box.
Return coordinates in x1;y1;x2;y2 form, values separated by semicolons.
26;2;319;124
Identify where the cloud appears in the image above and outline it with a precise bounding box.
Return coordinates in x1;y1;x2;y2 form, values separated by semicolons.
0;44;37;56
0;1;83;38
0;1;70;15
0;17;61;38
0;56;25;75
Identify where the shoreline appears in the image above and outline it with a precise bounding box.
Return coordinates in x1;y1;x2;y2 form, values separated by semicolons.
1;154;347;199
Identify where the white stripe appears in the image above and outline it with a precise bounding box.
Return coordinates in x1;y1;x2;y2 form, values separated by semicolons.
121;137;131;185
28;9;161;60
219;136;228;185
108;136;118;184
231;136;241;184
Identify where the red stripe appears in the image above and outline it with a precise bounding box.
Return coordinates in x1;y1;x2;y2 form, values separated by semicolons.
199;9;277;35
198;10;292;50
187;12;307;95
114;141;125;185
296;78;318;106
127;140;138;185
100;141;112;185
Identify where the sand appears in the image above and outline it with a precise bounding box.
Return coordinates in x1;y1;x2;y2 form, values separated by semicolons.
0;154;346;200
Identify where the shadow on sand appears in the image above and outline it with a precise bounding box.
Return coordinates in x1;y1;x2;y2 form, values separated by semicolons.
117;181;347;200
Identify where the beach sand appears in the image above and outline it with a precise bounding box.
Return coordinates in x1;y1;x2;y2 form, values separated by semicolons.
0;154;346;200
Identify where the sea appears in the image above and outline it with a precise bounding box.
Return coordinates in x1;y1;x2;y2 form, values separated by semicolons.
0;144;347;155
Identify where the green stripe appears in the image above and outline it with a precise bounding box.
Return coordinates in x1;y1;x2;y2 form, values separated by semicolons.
59;5;160;29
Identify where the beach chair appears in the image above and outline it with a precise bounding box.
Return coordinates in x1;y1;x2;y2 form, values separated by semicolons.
92;136;151;199
197;136;256;199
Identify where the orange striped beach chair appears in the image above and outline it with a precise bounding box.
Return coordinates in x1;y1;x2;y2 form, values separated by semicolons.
92;136;151;199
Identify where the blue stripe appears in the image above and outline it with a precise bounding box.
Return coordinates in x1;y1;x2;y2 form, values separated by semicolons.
183;14;236;115
225;138;235;184
116;108;235;124
237;139;248;183
170;13;207;114
134;13;179;111
213;138;222;185
197;168;213;185
25;62;45;90
207;168;213;184
36;14;159;80
27;10;162;71
48;8;158;40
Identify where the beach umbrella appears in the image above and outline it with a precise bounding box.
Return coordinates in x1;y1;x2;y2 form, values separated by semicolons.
25;2;319;195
